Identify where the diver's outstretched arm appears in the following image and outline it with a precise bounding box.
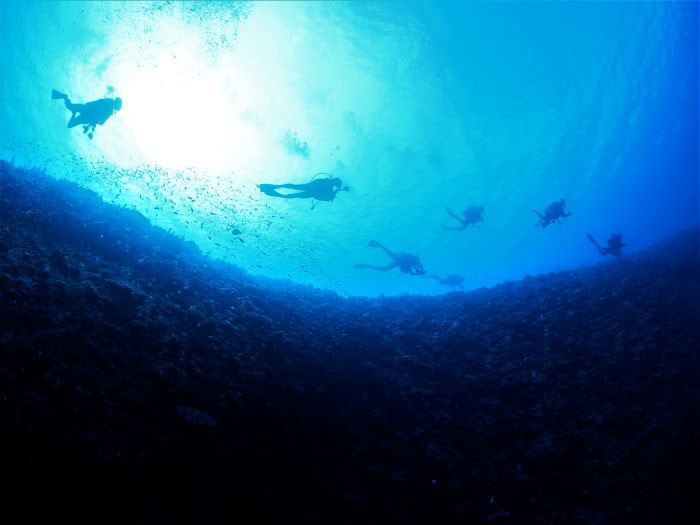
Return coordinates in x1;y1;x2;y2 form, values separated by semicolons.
353;262;398;272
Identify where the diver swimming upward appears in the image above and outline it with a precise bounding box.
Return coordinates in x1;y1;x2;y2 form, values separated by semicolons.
258;173;349;209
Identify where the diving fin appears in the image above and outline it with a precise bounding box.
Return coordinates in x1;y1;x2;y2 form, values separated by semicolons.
51;89;67;100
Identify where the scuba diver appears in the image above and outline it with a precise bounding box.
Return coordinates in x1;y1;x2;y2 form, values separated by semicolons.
424;273;465;291
442;204;485;231
587;233;626;257
533;199;572;228
52;89;122;139
258;173;349;209
353;240;426;275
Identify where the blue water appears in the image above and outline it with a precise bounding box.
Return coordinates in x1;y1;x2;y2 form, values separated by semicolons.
1;1;697;296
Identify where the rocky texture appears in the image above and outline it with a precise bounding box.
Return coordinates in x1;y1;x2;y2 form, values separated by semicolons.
1;161;699;522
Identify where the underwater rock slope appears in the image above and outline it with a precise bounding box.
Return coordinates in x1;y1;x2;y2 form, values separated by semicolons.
1;162;699;522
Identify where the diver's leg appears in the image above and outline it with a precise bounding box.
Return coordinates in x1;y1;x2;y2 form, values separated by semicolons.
532;210;545;227
67;113;88;128
260;183;312;199
353;262;398;272
277;183;309;191
65;99;88;127
445;206;461;221
259;184;302;198
63;98;85;112
443;207;467;229
273;191;312;199
367;240;395;259
52;90;82;115
258;184;280;194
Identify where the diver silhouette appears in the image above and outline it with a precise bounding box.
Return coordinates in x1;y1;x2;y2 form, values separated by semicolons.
258;173;349;209
587;233;626;257
533;199;571;228
424;273;464;291
442;204;485;231
52;89;122;139
353;240;425;275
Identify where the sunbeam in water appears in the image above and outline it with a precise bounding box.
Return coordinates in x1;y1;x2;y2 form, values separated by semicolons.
1;1;696;296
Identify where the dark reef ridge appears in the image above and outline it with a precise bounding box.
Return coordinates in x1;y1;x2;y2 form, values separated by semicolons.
1;162;699;523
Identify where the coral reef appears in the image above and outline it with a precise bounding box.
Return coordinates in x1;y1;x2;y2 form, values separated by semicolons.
1;162;698;522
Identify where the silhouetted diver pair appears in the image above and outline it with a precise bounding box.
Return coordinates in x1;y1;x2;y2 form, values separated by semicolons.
441;199;570;231
353;242;466;291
